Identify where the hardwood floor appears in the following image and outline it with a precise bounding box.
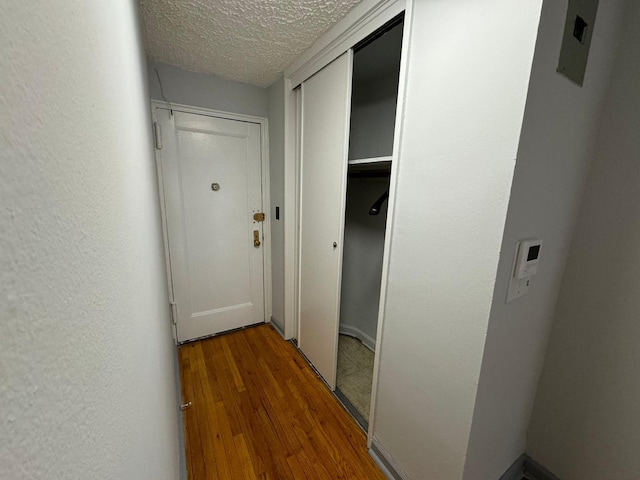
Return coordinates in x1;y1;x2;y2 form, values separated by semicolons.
179;324;386;480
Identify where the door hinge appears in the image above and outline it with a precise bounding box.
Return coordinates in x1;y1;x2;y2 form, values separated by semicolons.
170;301;177;325
154;122;163;150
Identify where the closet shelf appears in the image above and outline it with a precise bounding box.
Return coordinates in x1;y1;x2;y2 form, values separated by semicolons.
348;156;393;165
348;156;392;174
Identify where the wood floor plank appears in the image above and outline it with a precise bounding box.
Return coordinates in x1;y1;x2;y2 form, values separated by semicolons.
297;447;335;480
232;332;296;479
219;333;283;478
234;433;259;480
201;337;243;436
221;335;246;392
214;401;247;480
285;454;307;479
193;343;233;480
188;345;222;480
179;324;385;480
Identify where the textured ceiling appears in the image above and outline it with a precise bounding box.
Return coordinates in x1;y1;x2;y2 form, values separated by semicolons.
139;0;362;88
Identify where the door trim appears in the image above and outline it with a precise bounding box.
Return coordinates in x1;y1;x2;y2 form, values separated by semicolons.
285;0;406;88
283;0;406;342
283;0;415;448
150;100;272;344
365;0;414;448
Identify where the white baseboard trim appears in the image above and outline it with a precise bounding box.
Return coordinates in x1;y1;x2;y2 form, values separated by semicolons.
370;439;408;480
524;455;561;480
498;453;561;480
500;454;526;480
270;315;285;338
339;324;376;351
172;345;188;480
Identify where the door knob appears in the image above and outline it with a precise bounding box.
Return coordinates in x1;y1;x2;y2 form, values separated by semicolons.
254;230;261;248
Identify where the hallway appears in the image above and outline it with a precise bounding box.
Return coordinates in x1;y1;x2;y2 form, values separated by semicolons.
179;324;385;479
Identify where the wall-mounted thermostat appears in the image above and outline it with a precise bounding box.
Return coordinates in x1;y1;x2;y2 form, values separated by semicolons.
507;239;543;303
515;239;543;279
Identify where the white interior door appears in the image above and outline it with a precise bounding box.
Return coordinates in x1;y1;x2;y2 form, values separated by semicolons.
298;51;353;389
157;109;265;342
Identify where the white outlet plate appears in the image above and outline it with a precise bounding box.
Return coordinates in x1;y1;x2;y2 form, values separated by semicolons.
507;275;531;303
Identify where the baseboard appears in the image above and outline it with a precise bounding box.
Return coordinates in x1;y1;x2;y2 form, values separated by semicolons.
500;454;526;480
270;315;285;337
498;453;561;480
524;455;561;480
339;324;376;350
334;387;368;431
369;449;558;480
370;439;409;480
172;345;188;480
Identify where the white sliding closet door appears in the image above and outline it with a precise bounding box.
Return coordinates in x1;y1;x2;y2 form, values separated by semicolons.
298;51;353;390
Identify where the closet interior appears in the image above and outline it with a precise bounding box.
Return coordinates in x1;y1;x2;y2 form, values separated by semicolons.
335;19;403;428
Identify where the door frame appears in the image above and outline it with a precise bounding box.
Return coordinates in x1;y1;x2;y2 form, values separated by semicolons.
283;0;406;342
151;100;272;344
282;0;414;449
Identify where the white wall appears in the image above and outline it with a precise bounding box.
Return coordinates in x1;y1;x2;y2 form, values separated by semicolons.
268;77;286;329
349;76;400;160
0;1;180;479
371;1;542;479
348;23;402;160
462;1;626;478
340;176;389;349
527;2;640;478
149;61;268;117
